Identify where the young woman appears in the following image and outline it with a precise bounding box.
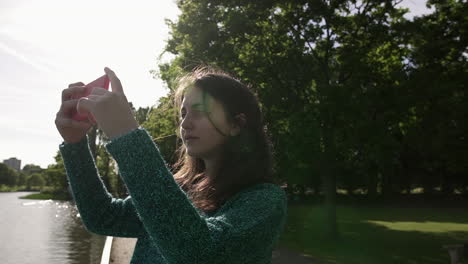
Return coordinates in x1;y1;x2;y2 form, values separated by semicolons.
55;66;288;263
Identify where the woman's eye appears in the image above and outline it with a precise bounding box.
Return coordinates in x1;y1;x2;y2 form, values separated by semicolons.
179;109;208;121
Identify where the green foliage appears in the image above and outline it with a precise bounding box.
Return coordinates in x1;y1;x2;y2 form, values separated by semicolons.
156;0;468;240
0;163;18;186
21;164;43;175
160;0;467;195
42;167;67;190
17;173;28;186
401;0;468;194
27;173;46;188
95;143;121;196
160;0;417;238
143;95;180;166
0;184;19;192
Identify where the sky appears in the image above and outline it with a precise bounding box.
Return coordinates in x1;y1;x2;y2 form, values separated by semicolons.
0;0;433;169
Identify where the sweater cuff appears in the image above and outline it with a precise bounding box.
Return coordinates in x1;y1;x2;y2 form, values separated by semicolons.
58;135;90;155
105;126;148;149
104;127;166;173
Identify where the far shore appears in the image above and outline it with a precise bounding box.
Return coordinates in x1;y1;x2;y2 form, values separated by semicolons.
0;190;70;201
18;193;70;201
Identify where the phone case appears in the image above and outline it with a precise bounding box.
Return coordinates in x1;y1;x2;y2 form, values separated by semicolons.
71;75;110;121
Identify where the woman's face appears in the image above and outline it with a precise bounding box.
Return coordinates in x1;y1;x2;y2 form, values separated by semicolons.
179;86;233;159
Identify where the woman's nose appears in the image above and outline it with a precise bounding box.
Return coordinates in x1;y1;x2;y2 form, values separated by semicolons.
180;115;193;130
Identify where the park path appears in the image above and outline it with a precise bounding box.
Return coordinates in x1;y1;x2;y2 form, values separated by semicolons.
109;237;324;264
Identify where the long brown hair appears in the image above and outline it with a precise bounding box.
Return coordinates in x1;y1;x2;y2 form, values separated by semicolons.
172;66;279;214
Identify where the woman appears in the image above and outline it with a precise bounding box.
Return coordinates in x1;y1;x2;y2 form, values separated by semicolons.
55;66;288;263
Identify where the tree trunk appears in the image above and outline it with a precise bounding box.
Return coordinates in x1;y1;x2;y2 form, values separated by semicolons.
367;162;378;198
440;170;454;195
321;125;339;239
321;171;338;238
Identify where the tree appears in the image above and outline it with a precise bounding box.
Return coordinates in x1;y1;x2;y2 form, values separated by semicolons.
43;167;68;191
27;173;46;188
45;151;69;194
17;173;28;186
0;163;18;186
159;0;412;238
21;164;43;176
403;0;467;194
143;96;179;166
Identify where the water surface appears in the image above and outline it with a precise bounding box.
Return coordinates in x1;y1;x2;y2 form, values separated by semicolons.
0;192;106;264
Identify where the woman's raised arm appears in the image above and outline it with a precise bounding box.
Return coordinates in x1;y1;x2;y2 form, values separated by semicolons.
59;135;145;238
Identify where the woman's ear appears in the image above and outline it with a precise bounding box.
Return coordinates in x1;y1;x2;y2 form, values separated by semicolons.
229;113;246;136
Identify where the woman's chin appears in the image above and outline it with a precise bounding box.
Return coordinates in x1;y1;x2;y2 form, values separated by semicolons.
185;148;200;158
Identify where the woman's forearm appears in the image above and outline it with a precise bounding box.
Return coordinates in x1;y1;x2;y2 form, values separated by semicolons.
59;134;144;237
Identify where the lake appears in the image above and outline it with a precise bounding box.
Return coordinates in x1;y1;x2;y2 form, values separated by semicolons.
0;192;106;264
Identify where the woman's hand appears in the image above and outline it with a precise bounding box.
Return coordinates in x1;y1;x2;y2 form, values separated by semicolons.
55;82;94;144
75;67;139;140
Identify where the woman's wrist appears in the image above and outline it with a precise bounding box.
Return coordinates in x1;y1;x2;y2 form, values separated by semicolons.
62;135;88;145
108;125;140;141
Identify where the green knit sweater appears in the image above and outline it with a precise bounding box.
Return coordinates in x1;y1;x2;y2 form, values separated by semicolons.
58;127;288;264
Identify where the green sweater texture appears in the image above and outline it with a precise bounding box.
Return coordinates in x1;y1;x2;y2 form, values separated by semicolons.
58;127;288;264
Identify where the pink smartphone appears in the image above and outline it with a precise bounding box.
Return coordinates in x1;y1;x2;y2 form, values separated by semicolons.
71;75;110;121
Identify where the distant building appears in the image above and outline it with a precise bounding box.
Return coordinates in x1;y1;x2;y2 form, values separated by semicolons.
3;157;21;172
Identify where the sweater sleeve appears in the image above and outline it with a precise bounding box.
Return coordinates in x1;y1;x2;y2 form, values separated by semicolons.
59;134;145;238
104;127;288;263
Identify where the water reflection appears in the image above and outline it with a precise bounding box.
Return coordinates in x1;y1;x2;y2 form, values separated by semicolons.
0;192;105;264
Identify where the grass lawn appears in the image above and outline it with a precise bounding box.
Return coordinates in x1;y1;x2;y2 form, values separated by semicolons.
279;203;468;264
18;192;70;200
